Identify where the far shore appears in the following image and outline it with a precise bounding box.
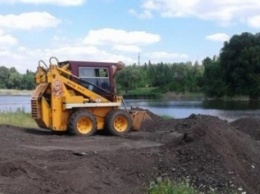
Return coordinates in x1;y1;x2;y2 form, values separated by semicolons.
0;89;33;96
0;89;257;101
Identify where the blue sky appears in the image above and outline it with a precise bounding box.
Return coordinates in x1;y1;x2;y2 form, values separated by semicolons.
0;0;260;73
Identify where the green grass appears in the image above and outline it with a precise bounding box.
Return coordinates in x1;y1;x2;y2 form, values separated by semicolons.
148;180;200;194
128;87;158;93
160;115;173;120
120;87;162;99
148;179;239;194
0;108;38;128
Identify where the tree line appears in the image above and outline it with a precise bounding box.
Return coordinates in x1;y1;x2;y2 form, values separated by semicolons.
117;32;260;99
0;67;35;90
116;61;204;94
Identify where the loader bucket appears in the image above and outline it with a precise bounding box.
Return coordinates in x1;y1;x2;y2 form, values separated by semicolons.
129;110;153;131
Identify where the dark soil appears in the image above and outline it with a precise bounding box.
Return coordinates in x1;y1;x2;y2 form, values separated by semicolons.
231;117;260;141
0;112;260;194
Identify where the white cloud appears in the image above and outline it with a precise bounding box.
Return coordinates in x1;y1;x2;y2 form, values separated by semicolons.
83;28;160;45
113;45;141;53
128;9;153;19
133;0;260;27
206;33;229;42
247;15;260;28
142;0;199;17
0;29;184;73
144;51;189;62
0;12;60;30
0;44;137;73
0;50;22;60
0;49;24;73
0;30;17;47
0;0;85;6
1;43;189;73
48;46;135;64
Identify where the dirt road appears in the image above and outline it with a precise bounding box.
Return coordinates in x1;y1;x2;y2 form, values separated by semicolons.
0;113;260;194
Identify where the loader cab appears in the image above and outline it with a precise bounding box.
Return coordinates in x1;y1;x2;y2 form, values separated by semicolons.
59;61;116;101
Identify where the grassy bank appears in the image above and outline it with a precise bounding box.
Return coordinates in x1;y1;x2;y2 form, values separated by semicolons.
122;87;162;99
123;92;205;100
0;109;37;128
0;89;32;96
162;92;205;100
122;88;204;100
122;87;257;101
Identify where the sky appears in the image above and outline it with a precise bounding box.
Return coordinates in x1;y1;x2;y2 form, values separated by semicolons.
0;0;260;73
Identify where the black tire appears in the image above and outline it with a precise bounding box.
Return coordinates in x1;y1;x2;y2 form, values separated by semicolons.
105;109;132;136
68;110;97;136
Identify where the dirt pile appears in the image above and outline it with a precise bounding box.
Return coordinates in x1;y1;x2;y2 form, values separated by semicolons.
231;117;260;140
165;115;260;194
128;113;260;193
0;113;260;194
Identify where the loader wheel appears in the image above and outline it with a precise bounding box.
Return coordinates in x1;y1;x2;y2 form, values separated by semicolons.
69;111;97;136
105;109;132;136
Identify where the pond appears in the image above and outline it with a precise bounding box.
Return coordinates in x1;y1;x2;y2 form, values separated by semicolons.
125;99;260;121
0;96;259;122
0;96;31;112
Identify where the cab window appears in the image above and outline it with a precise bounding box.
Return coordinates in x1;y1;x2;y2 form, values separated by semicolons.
79;67;110;92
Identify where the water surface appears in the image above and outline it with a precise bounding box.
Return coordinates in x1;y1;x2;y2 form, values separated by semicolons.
0;96;259;122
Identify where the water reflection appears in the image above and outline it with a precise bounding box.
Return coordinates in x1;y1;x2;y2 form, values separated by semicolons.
202;99;260;110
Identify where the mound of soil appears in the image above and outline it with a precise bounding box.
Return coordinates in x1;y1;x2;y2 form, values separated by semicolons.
231;117;260;140
0;113;260;194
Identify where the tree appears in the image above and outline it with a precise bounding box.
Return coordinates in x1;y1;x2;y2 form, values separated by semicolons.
201;57;225;97
21;70;35;90
0;66;10;88
219;32;260;99
116;66;142;93
147;63;172;88
7;71;22;89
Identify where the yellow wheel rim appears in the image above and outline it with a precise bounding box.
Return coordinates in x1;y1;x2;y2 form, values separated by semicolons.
77;117;93;134
114;116;128;132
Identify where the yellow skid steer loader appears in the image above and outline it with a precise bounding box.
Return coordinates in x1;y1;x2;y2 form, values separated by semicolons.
31;57;151;136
